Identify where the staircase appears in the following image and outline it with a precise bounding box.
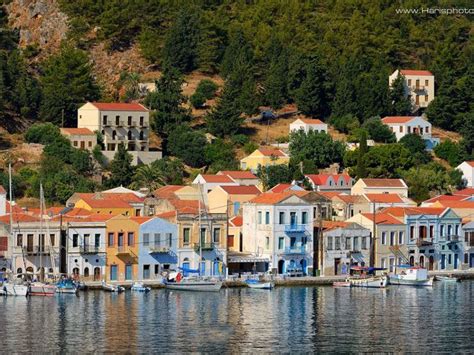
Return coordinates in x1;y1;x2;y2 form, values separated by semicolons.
389;245;410;264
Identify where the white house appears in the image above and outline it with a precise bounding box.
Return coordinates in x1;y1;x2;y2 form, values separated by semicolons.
242;191;314;275
290;118;327;134
456;161;474;188
0;185;6;216
192;174;238;205
77;102;161;165
351;178;409;197
381;116;439;149
389;69;435;109
303;174;354;193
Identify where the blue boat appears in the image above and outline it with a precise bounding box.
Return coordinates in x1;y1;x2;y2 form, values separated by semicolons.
245;279;274;290
56;279;78;294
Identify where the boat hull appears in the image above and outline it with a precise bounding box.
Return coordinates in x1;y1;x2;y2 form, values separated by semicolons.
56;287;78;294
246;281;274;290
349;276;388;288
389;276;433;287
29;284;57;296
4;284;29;296
165;281;222;292
436;276;459;282
333;281;351;288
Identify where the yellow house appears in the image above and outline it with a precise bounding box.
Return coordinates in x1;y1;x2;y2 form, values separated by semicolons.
228;216;243;253
207;185;261;216
70;192;143;216
240;148;289;173
351;178;408;197
105;215;149;281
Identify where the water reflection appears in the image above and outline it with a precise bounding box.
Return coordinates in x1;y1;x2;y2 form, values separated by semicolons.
0;282;472;352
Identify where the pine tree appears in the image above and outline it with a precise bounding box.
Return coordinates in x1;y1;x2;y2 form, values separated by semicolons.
389;74;412;116
162;7;200;73
220;29;254;78
263;37;288;110
356;130;368;179
39;46;100;127
106;143;134;188
197;19;225;74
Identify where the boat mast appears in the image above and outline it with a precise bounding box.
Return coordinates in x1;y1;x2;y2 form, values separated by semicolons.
198;186;202;276
39;183;44;281
8;163;13;272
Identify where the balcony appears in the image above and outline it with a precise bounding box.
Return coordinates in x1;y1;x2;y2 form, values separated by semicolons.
149;246;172;254
282;245;307;255
115;245;133;256
446;235;461;244
23;246;50;255
285;224;307;233
193;242;215;253
411;85;427;92
80;245;100;254
416;239;433;247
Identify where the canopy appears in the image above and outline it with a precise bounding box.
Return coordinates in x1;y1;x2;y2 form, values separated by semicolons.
228;255;270;263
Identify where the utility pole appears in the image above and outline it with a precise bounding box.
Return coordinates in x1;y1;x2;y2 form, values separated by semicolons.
313;202;323;276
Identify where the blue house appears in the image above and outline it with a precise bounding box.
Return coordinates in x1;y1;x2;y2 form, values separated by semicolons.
402;207;464;270
137;217;178;280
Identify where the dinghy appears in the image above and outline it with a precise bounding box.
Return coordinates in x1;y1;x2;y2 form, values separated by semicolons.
102;281;125;293
245;279;274;290
131;282;151;292
436;275;460;282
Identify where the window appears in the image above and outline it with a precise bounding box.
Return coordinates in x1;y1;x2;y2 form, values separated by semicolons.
410;226;415;239
290;212;297;225
88;141;92;147
183;228;190;245
50;234;55;246
73;141;78;147
290;237;296;248
213;228;220;243
440;224;444;237
398;231;404;245
167;233;172;247
84;234;90;247
227;235;234;248
327;237;333;250
429;226;434;238
381;232;386;245
200;228;206;243
115;115;120;125
345;237;351;250
278;237;285;250
258;211;262;224
353;237;359;251
102;115;107;125
361;237;367;250
408;126;411;133
154;233;160;247
265;237;270;249
139;131;144;140
128;116;132;126
407;79;412;86
143;233;149;246
73;234;79;247
140;116;144;126
233;202;240;215
302;211;308;224
390;232;395;246
389;258;395;272
265;211;270;224
127;232;134;246
335;237;340;250
279;211;285;224
425;95;428;102
455;225;459;236
448;254;452;264
16;234;23;247
425;79;429;86
399;126;403;133
95;234;100;247
108;233;114;246
127;130;132;140
425;126;429;133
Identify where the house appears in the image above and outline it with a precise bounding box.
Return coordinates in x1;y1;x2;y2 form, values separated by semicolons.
289;118;327;134
321;222;371;276
383;207;464;271
354;193;416;213
321;193;359;221
67;192;144;216
456;161;474;187
207;185;261;216
240;148;290;173
420;194;468;207
137;217;178;280
217;170;260;186
304;174;354;193
461;221;474;268
60;128;97;151
105;215;148;282
381;116;439;149
389;69;435;108
77;102;161;165
242;191;314;275
268;183;305;193
192;174;238;194
351;178;408;197
429;200;474;220
65;214;111;280
347;212;407;272
0;185;6;216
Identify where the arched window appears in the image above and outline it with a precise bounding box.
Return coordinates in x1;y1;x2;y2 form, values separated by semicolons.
84;267;89;278
112;130;117;140
17;268;22;274
73;267;79;276
127;130;132;140
139;130;144;140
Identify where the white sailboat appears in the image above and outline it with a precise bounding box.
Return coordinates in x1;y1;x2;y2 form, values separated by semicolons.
164;186;222;292
389;266;433;286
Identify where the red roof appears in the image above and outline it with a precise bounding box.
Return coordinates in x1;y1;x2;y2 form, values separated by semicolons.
60;128;95;135
364;194;404;203
0;185;6;194
230;216;243;227
130;216;153;225
269;184;293;193
153;185;183;199
381;116;416;124
6;202;23;214
322;220;348;230
90;102;148;112
0;213;40;223
258;148;286;157
435;200;474;209
218;170;257;179
200;175;235;183
298;118;325;125
169;199;200;214
361;213;403;225
76;192;143;203
155;211;177;219
306;174;352;186
249;191;307;204
361;178;406;188
464;161;474;167
423;195;466;204
336;194;360;203
454;188;474;196
400;69;433;76
383;206;447;217
220;185;261;195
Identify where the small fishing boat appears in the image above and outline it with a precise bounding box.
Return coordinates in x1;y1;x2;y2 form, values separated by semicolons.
102;281;125;293
389;266;433;286
29;282;57;296
333;281;351;288
347;266;388;288
165;272;222;292
56;279;78;294
131;282;151;292
3;280;29;296
436;275;460;283
245;279;274;290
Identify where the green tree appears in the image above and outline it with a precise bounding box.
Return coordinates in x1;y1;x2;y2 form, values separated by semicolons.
263;37;288;110
105;143;134;188
167;126;207;167
389;74;412;115
399;134;431;164
362;117;396;143
39;46;100;126
151;157;185;185
190;79;218;108
355;130;368;179
130;164;165;193
361;144;414;178
162;7;200;73
256;164;292;192
25;123;61;144
204;139;238;173
434;139;465;167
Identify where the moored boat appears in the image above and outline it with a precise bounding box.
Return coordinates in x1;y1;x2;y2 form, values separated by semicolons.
131;282;151;292
245;279;274;290
389;266;433;286
333;281;351;288
435;275;460;283
165;279;223;292
3;281;29;296
102;281;125;293
29;282;57;296
348;276;388;288
56;279;78;294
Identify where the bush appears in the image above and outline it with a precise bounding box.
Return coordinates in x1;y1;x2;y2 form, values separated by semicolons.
190;91;207;108
243;141;259;155
190;79;218;109
276;135;289;144
168;126;208;167
231;134;249;146
362;117;396;143
329;114;359;134
434;139;464;166
25;123;61;145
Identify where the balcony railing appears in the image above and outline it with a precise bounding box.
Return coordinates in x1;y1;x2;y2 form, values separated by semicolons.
283;245;307;255
149;246;172;254
23;246;50;255
284;224;307;233
193;242;215;253
80;245;100;254
116;245;133;256
411;85;427;91
416;239;433;247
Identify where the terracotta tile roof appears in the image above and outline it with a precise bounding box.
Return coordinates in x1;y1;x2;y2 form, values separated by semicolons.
6;202;23;214
258;148;286;157
383;206;447;217
169;199;200;214
60;128;95;135
200;174;235;183
361;178;406;188
80;197;133;209
336;194;360;203
57;214;114;223
64;208;93;217
155;211;177;219
381;116;416;124
361;213;403;225
75;192;144;209
0;213;40;223
90;102;148;112
364;194;404;203
306;174;352;186
423;195;466;204
249;191;307;204
230;216;243;227
318;191;341;199
454;188;474;196
321;220;348;231
298;118;325;125
465;161;474;167
218;170;257;179
434;200;474;209
220;185;261;195
400;69;433;76
269;184;293;193
153;185;183;199
130;216;153;225
0;185;6;194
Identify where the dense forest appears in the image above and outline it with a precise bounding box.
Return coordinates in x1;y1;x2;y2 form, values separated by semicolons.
0;0;472;203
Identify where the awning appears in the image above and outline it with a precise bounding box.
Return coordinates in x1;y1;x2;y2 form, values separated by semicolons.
228;255;270;264
351;252;365;263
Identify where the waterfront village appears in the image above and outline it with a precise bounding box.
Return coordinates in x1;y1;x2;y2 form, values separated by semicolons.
0;69;474;287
